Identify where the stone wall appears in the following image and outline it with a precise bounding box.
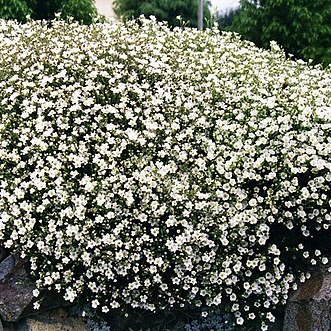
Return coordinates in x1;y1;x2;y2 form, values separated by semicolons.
284;271;331;331
0;253;87;331
0;251;330;330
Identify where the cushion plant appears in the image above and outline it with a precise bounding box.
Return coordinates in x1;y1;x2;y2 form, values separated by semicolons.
0;17;330;329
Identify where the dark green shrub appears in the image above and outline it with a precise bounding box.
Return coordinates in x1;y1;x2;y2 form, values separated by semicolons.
0;0;97;23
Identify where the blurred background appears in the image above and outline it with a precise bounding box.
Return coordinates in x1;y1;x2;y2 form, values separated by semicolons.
0;0;330;66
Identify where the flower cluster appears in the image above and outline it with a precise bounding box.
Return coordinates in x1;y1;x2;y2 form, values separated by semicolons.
0;17;330;329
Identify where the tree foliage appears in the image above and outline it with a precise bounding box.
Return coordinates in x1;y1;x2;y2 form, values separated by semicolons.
230;0;331;65
0;0;34;21
0;0;97;23
217;8;238;31
113;0;212;28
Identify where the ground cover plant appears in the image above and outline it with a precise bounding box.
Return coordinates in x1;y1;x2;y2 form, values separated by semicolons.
0;0;97;24
0;17;331;330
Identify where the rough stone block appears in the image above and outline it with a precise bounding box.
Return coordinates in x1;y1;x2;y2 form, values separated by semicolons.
0;255;22;282
283;273;331;331
17;317;88;331
0;256;35;322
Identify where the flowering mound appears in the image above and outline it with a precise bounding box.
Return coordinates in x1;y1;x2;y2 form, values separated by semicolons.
0;18;331;329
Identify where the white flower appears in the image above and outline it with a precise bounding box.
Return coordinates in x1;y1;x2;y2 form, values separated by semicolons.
91;299;99;308
236;317;244;325
32;289;40;297
0;17;330;329
101;306;109;313
33;302;40;310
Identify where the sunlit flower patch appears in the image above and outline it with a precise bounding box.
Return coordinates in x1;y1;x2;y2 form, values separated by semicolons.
0;17;330;329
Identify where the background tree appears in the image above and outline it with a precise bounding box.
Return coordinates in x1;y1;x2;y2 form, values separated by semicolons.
230;0;331;65
114;0;212;28
0;0;34;21
0;0;97;24
53;0;97;24
217;8;238;31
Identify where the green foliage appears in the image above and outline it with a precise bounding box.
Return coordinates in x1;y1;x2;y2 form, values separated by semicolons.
58;0;97;24
0;0;34;22
0;0;97;24
113;0;212;28
230;0;331;65
217;8;238;31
